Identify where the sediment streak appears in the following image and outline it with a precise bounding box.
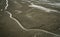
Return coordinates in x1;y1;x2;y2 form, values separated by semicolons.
29;3;59;13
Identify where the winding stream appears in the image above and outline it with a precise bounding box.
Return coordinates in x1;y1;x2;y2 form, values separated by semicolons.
4;0;60;37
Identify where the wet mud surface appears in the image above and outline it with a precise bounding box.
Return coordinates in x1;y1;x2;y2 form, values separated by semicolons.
0;0;60;37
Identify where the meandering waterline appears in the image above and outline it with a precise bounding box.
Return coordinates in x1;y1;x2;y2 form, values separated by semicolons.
5;0;60;37
5;0;8;10
6;11;60;36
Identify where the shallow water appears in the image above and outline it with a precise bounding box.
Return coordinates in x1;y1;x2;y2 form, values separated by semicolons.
0;0;60;37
